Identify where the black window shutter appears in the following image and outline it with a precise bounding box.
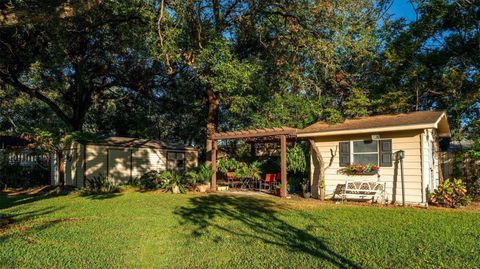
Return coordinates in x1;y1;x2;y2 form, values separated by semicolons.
379;139;393;167
339;142;350;167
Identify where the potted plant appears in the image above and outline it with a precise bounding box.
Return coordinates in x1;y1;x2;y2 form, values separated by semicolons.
196;164;212;192
276;184;282;196
276;183;289;196
319;178;326;201
301;180;311;199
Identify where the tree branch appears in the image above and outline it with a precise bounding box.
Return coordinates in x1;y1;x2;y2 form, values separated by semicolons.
8;77;73;129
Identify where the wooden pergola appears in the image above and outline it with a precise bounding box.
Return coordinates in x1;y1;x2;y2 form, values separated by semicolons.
209;127;297;198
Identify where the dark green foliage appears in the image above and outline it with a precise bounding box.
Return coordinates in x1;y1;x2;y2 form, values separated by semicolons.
85;174;119;194
0;153;50;188
429;178;471;208
452;139;480;183
466;176;480;201
134;170;172;190
0;163;50;189
286;144;308;192
0;0;478;151
233;161;263;181
133;170;186;194
217;158;241;174
465;140;480;161
259;157;281;175
372;1;479;139
286;144;307;174
0;0;158;132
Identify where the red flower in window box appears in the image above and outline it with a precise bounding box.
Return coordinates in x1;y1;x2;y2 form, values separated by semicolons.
343;163;379;175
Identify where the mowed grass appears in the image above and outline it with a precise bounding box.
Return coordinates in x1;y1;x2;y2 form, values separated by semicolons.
1;189;479;269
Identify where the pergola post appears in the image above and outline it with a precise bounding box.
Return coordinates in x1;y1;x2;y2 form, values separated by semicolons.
280;134;288;198
211;139;217;191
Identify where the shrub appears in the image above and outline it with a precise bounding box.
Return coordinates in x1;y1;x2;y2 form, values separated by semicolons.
286;144;307;174
134;170;186;193
137;170;170;189
234;161;263;180
86;174;119;194
217;158;240;174
429;178;471;208
466;176;480;200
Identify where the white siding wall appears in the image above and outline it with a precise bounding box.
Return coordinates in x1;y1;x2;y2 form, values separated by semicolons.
310;130;425;204
109;148;132;184
58;143;199;186
131;148;165;179
85;145;108;180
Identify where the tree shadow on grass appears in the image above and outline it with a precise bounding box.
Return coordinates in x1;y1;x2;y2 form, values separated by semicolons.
0;205;69;244
0;186;77;210
0;186;124;211
79;192;123;200
175;194;361;269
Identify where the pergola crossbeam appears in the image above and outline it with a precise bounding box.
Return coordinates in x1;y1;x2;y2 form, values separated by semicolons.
211;126;297;140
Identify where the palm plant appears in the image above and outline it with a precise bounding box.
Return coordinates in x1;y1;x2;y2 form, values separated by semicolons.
234;161;263;180
161;172;185;194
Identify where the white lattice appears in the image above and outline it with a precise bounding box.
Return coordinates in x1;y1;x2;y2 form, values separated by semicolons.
342;181;386;203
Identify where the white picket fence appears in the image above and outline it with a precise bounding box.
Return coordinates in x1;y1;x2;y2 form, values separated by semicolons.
1;150;52;169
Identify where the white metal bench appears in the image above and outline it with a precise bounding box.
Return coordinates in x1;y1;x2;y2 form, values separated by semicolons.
340;181;387;203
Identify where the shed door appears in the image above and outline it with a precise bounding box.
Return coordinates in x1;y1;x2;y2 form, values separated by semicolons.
108;148;132;184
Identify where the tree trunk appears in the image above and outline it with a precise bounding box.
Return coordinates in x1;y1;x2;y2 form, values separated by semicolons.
205;86;219;165
309;139;325;200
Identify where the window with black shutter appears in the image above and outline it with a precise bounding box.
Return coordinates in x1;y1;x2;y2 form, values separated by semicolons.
339;139;393;167
379;139;393;167
339;142;350;167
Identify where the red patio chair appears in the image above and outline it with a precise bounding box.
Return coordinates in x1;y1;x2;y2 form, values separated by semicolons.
261;173;277;192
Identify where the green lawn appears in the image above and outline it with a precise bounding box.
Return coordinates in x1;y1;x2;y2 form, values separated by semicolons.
1;189;479;269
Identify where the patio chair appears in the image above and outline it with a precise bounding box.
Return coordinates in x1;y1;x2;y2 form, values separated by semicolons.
260;173;277;192
227;172;241;188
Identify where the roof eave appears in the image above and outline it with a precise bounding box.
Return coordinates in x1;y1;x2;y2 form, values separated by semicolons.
434;112;451;138
297;123;437;138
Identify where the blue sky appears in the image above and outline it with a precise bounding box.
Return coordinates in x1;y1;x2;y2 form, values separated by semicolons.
388;0;417;21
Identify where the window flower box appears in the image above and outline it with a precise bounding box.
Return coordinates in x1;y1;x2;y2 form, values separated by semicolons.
342;163;379;175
